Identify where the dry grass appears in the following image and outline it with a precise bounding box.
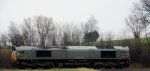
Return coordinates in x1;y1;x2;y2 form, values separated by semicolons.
77;68;97;71
0;68;98;71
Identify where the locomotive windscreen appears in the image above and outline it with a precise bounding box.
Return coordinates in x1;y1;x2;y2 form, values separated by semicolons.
36;51;51;57
101;51;116;58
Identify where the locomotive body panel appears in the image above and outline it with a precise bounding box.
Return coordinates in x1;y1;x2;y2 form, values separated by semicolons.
11;46;130;68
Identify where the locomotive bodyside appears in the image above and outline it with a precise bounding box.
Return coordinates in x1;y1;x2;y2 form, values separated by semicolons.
11;46;130;68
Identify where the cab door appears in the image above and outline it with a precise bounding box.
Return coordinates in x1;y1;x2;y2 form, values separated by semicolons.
89;49;95;59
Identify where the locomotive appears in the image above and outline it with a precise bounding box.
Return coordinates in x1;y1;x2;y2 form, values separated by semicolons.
11;46;130;68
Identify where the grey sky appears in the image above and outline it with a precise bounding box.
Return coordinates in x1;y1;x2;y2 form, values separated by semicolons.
0;0;137;34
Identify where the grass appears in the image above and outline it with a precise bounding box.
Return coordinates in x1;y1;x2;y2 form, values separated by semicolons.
0;68;97;71
81;38;150;47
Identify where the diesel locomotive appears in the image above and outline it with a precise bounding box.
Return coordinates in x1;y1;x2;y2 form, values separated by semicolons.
11;46;130;68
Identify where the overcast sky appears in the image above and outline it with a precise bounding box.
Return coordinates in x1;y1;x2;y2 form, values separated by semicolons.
0;0;138;34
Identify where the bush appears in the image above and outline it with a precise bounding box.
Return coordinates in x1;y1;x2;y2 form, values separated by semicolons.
129;47;150;67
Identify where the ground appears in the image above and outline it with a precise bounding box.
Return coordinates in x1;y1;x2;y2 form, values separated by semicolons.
0;47;12;68
0;68;97;71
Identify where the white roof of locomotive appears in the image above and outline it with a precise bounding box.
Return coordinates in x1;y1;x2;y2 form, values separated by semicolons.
15;46;37;50
15;46;66;50
114;46;129;51
67;46;97;50
15;46;129;51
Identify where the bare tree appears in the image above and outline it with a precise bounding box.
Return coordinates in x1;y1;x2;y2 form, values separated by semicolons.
46;26;57;46
62;24;72;46
0;34;8;47
70;25;82;45
8;21;23;46
141;0;150;14
97;34;104;46
119;30;132;46
82;16;99;43
35;16;54;47
7;16;99;47
134;1;150;45
82;16;98;33
51;29;57;46
46;24;64;46
125;12;146;47
21;17;36;46
104;32;114;46
58;23;83;46
55;25;64;46
126;14;145;40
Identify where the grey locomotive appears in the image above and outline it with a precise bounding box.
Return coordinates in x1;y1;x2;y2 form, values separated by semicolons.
11;46;130;68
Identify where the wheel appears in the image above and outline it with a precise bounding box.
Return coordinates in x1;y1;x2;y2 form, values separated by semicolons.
124;63;129;68
17;65;25;69
16;62;26;69
57;63;64;68
93;63;103;69
47;62;55;68
105;66;112;69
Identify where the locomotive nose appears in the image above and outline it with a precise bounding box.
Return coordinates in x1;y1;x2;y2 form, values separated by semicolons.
11;52;17;62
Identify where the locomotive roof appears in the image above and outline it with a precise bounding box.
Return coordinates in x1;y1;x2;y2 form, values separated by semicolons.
15;46;129;51
66;46;97;50
96;46;115;49
15;46;66;50
114;46;129;51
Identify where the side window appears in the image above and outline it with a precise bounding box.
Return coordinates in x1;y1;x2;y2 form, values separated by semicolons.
36;51;51;57
18;51;24;55
101;51;116;58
